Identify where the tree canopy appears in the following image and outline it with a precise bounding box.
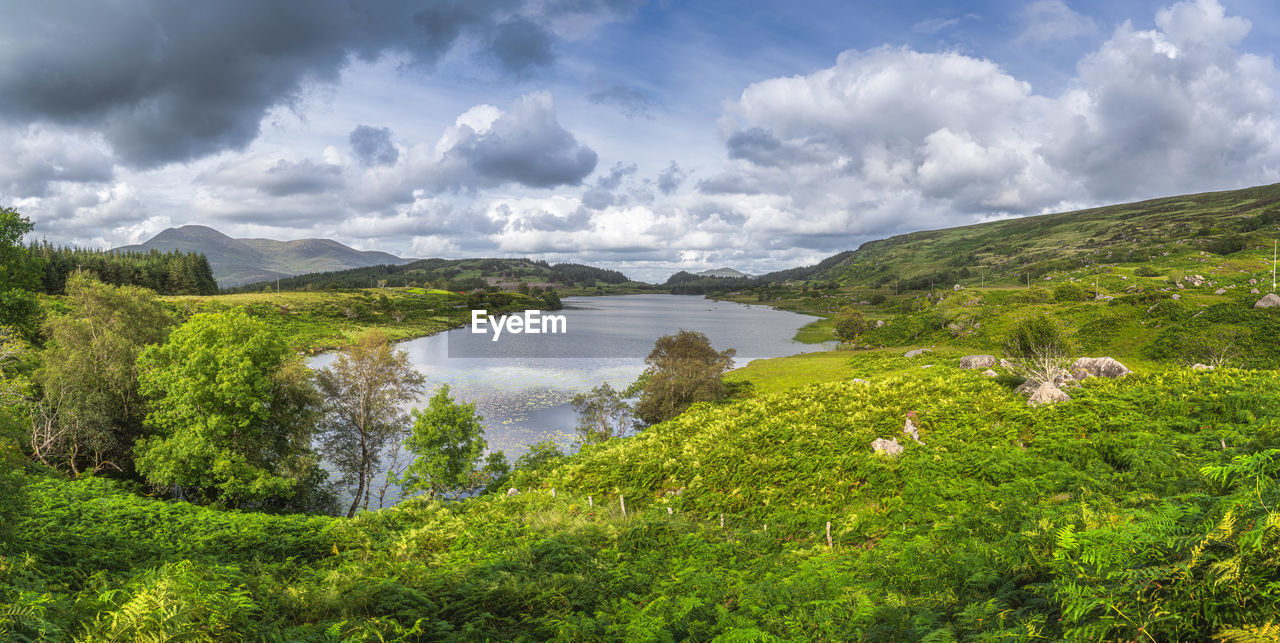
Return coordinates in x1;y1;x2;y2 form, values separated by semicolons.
634;330;735;425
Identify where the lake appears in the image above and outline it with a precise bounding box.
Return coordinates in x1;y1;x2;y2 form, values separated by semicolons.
308;294;828;503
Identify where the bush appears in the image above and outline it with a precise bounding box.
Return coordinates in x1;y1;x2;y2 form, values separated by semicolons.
1053;282;1086;302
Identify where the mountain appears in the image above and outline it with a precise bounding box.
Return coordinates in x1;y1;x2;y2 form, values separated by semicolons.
763;182;1280;289
113;225;414;287
694;267;753;279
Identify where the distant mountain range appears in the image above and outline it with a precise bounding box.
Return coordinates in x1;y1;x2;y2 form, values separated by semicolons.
693;267;753;279
113;225;414;287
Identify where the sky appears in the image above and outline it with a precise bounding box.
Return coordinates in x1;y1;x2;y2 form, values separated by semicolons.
3;0;1280;282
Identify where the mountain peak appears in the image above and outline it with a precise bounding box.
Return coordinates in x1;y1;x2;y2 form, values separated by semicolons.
113;226;414;288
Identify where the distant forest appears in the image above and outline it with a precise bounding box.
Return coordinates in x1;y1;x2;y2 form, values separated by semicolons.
27;243;218;295
225;257;630;293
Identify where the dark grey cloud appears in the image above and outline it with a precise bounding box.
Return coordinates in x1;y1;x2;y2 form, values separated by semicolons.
488;18;555;75
696;173;767;195
726;127;837;167
349;125;400;167
441;93;598;188
656;161;685;194
0;0;638;168
515;207;593;232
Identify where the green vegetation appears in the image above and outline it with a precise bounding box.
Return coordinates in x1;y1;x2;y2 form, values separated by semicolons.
29;242;218;296
134;308;325;508
7;366;1280;639
633;329;737;425
399;385;493;499
224;255;643;294
8;183;1280;639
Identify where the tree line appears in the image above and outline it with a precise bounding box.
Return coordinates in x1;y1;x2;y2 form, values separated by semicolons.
224;257;630;293
27;241;218;296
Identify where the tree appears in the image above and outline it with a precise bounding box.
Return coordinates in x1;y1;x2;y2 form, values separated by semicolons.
135;309;324;507
570;382;634;445
316;330;425;517
0;328;31;538
634;330;735;425
33;274;172;476
832;307;870;344
0;207;44;339
398;384;488;499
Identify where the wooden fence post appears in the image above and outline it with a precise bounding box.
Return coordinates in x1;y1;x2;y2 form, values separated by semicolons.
588;495;593;508
551;488;555;499
667;507;673;515
826;522;832;548
720;513;724;528
620;495;627;517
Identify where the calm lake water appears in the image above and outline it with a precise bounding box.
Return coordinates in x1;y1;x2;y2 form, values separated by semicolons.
308;294;827;504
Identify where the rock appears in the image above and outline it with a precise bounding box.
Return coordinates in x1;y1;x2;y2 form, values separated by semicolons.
959;355;996;369
859;300;869;305
999;358;1013;369
1172;294;1181;300
905;348;933;358
1250;278;1258;285
1028;382;1071;406
1177;283;1184;289
1191;363;1214;371
920;364;934;369
850;378;868;383
871;437;903;456
1252;288;1260;294
875;319;885;328
953;284;964;291
1071;357;1132;378
1014;379;1039;394
1215;288;1227;295
903;414;924;444
1255;293;1280;309
506;488;519;497
982;369;998;377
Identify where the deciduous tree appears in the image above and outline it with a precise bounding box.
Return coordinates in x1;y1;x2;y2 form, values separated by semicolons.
634;330;735;425
316;330;425;517
135;309;324;507
398;384;488;499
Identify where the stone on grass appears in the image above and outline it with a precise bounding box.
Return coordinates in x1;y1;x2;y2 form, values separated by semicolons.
1255;293;1280;309
903;414;924;444
1071;357;1132;378
1215;288;1227;295
506;488;519;497
872;437;903;457
905;348;933;358
1028;382;1071;406
999;358;1013;369
875;320;885;328
1250;278;1258;285
1252;288;1261;294
1172;294;1181;300
1191;363;1214;371
959;354;996;369
982;369;998;377
953;284;964;291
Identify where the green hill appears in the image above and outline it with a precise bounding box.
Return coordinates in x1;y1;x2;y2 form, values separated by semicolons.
7;361;1280;640
793;182;1280;290
226;255;638;293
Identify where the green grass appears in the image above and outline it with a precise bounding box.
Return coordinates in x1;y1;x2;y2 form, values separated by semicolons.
9;367;1280;639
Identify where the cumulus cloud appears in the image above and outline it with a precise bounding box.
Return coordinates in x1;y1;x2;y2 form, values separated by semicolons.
349;125;399;167
0;127;114;198
656;162;686;195
0;0;639;168
712;0;1280;244
433;92;598;189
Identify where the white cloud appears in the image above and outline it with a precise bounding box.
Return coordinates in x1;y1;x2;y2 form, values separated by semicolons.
1018;0;1099;44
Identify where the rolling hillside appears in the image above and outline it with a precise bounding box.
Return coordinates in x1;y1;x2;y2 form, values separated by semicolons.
744;183;1280;289
800;182;1280;289
113;225;414;287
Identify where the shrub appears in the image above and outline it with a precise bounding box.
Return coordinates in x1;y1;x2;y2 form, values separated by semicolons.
1053;282;1086;302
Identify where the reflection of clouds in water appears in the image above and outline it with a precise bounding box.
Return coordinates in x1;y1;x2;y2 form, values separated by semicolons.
309;295;826;506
